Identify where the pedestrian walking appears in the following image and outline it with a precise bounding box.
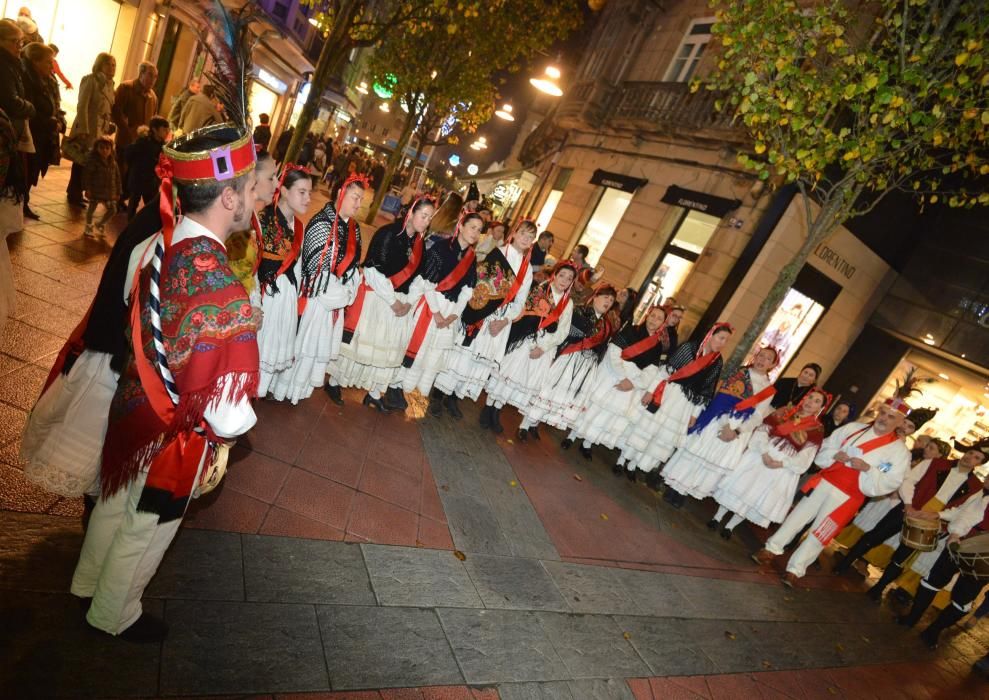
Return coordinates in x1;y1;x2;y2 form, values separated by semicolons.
82;136;121;238
66;51;116;207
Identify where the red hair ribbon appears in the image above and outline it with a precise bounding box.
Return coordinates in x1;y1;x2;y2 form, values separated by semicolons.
403;195;438;234
155;153;177;249
272;163;311;208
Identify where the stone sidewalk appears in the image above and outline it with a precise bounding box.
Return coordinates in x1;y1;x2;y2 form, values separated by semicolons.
1;169;987;698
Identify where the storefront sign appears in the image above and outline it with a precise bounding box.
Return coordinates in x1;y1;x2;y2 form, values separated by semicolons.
661;185;741;217
814;243;856;280
590;169;647;194
256;68;287;93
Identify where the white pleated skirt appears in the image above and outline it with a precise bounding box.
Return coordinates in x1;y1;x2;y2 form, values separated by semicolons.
522;351;600;431
331;291;415;392
619;381;694;472
661;419;752;500
257;275;298;396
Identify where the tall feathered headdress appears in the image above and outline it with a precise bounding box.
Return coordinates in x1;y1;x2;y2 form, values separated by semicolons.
884;367;937;416
200;0;262;129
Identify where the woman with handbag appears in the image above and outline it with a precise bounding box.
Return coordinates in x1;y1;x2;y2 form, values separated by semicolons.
65;52;116;207
21;42;64;221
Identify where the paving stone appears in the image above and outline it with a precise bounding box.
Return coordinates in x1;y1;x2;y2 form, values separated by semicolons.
737;621;819;671
147;528;244;601
668;575;796;622
0;511;81;593
611;568;695;618
438;608;569;684
497;681;574;699
317;605;463;689
666;617;769;674
565;679;636;700
613;616;719;676
541;561;639;615
0;591;161;697
362;544;482;608
243;535;374;605
536;612;649;679
426;447;485;496
161;600;328;695
441;493;514;557
477;476;559;560
464;554;569;612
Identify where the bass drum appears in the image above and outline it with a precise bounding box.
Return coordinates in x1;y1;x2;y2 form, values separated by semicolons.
949;533;989;581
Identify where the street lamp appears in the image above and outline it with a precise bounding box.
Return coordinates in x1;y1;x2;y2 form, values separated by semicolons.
530;65;563;96
379;102;390;112
495;103;515;121
356;81;369;95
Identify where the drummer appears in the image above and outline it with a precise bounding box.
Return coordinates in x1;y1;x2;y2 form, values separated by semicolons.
896;440;989;649
838;437;983;600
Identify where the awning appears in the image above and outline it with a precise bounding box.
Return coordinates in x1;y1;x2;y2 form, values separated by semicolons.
661;185;741;217
590;169;648;193
473;168;538;190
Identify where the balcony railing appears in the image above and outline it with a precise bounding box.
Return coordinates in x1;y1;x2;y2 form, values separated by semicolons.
556;78;745;143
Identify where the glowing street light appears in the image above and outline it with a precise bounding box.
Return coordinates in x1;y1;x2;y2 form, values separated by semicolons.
379;102;390;112
356;81;369;95
495;103;515;121
530;65;563;96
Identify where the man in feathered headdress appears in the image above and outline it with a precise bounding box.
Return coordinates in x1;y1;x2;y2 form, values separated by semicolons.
65;1;262;642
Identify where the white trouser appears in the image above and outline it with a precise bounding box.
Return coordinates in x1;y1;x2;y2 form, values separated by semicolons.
70;451;205;634
764;481;850;578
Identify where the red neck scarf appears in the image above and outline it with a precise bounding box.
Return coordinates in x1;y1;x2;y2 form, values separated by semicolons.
403;246;476;367
499;245;531;310
537;287;571;330
734;384;777;412
560;313;612;356
647;351;720;411
620;328;667;360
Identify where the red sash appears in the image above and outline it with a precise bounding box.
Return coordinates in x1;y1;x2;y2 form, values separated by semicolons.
647;351;719;411
774;414;821;437
250;213;263;277
560;316;612;356
536;290;571;330
803;426;901;545
403;248;476;367
298;214;359;316
620;330;664;360
275;216;305;278
733;384;776;412
501;249;531;311
344;233;424;340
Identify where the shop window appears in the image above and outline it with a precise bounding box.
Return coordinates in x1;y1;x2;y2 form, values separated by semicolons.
272;1;289;20
664;18;714;83
634;209;720;322
294;17;307;36
744;265;841;380
575;187;634;266
535;167;572;232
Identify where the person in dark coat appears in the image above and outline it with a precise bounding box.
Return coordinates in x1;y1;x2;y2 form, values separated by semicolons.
273;126;294;163
122;116;168;220
253;113;271;151
770;362;822;409
21;42;64;221
0;20;35;215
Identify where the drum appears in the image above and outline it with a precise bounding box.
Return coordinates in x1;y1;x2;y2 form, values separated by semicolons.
949;533;989;581
900;513;941;552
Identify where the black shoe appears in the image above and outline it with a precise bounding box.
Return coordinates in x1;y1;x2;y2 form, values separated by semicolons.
707;519;719;531
428;395;443;418
561;438;573;450
612;463;622;476
625;467;637;483
480;405;493;429
578;445;592;460
362;393;391;413
920;627;941;649
444;395;463;419
384;386;408;411
490;408;504;434
23;205;41;221
517;428;528;442
110;613;169;644
720;527;733;540
324;383;344;406
646;471;662;492
528;426;541;441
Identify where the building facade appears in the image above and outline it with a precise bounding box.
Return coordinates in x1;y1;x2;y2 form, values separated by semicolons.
518;0;895;386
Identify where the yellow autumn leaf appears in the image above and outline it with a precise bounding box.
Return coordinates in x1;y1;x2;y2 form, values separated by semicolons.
930;195;939;203
775;57;787;71
864;74;879;89
933;132;944;146
600;513;609;521
842;149;859;161
453;550;466;561
778;117;789;126
623;631;631;640
754;143;767;154
509;480;518;487
573;474;583;482
890;96;904;108
955;51;969;66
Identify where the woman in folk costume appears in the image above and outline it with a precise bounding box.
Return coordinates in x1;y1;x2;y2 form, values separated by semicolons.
617;322;733;495
68;1;263;642
482;261;577;434
711;388;828;539
661;346;779;506
517;285;617;442
269;173;366;404
432;219;536;416
329;196;434;412
563;305;669;461
255;166;312;397
401;212;483;416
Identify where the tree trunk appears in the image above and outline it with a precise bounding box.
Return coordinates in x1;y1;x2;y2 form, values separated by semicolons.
365;105;418;224
722;194;841;377
283;0;358;165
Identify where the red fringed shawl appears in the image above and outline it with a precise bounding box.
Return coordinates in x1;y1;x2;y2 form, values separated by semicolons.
101;236;260;504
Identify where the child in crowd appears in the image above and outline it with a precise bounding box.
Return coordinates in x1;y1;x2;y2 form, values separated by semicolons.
123;116;169;220
82;136;121;238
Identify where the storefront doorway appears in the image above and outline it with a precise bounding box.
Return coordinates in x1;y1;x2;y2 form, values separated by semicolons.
634;208;720;321
572;169;647;265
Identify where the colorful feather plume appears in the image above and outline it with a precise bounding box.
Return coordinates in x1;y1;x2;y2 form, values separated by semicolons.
894;367;936;399
198;0;262;130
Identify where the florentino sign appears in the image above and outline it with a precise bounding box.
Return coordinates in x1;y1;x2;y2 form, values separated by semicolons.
814;242;856;280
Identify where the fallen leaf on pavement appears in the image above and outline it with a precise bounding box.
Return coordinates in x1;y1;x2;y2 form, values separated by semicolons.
761;660;773;669
600;513;609;520
573;474;583;481
453;550;466;561
509;480;518;487
835;643;845;653
724;631;736;640
623;631;631;640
